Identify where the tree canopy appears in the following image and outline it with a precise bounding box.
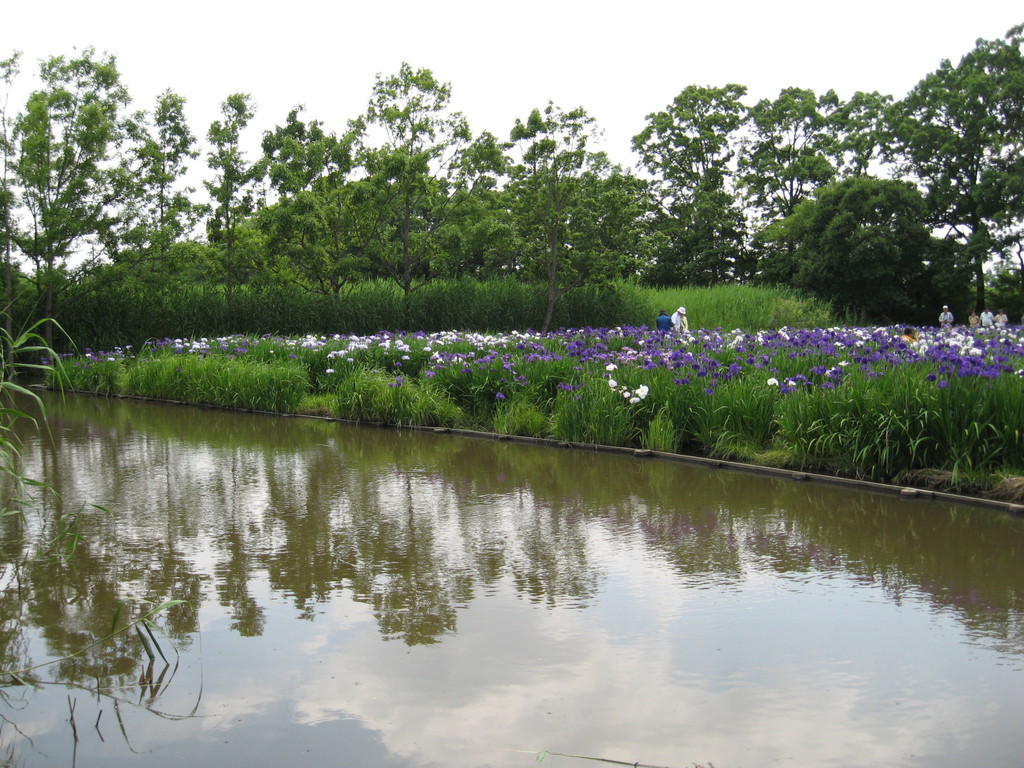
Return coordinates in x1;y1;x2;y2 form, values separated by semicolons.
1;25;1022;333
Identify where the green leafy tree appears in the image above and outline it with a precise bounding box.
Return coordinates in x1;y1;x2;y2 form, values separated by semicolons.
830;90;895;177
350;63;504;295
761;176;939;321
506;103;648;332
257;107;368;296
632;84;749;285
987;241;1024;320
12;48;130;346
205;93;262;296
431;186;516;279
1;52;21;359
890;27;1024;310
739;87;840;225
107;90;203;286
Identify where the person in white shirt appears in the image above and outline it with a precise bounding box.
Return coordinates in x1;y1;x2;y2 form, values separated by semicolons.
670;306;688;334
938;305;954;328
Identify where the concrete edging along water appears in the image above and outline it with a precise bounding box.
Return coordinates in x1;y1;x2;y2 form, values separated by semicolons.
58;387;1024;518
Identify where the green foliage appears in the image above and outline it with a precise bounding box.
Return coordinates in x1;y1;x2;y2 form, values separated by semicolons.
205;92;262;294
552;379;636;447
55;281;402;351
739;87;840;225
4;33;1024;340
411;381;464;427
352;62;503;295
775;366;1024;482
760;176;937;323
691;377;780;460
891;29;1024;310
111;89;204;270
506;102;649;331
633;84;750;285
331;368;462;426
63;358;125;394
986;262;1024;323
11;48;131;346
493;399;551;438
640;406;679;452
54;278;656;352
644;284;836;330
332;368;391;421
117;355;308;412
256;107;366;295
830;90;894;176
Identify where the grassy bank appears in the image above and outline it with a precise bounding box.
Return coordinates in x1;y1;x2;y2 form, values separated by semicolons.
55;324;1024;501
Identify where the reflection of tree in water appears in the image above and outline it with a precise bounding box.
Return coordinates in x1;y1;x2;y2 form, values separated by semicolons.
624;461;1024;656
2;503;202;685
247;430;603;644
214;521;266;637
6;390;1024;659
503;495;599;609
755;484;1024;654
343;473;469;644
0;405;202;684
260;459;598;643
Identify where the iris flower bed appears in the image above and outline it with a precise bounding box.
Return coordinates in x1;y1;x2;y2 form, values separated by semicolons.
55;325;1024;492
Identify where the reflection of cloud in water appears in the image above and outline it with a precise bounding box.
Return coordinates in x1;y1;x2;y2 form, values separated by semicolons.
9;394;1024;767
279;541;1001;768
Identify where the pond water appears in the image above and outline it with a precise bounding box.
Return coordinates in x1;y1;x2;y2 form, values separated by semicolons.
1;391;1022;768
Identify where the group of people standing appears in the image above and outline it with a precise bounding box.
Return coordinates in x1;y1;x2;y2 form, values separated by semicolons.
900;304;1016;351
655;303;1018;336
940;305;1018;330
656;307;688;334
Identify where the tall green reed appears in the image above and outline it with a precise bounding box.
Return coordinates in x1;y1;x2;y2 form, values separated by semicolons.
645;284;836;331
122;356;309;412
640;406;680;452
54;277;658;352
690;377;780;460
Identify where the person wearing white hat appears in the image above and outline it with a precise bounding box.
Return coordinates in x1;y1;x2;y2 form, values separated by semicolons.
938;305;954;329
670;306;688;334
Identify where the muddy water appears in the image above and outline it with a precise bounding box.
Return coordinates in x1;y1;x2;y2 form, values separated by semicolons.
1;391;1022;767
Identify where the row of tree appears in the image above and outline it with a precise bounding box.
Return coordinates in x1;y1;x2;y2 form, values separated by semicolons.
1;25;1023;345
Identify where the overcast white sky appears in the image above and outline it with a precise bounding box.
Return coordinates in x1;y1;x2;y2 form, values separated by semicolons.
4;1;1022;169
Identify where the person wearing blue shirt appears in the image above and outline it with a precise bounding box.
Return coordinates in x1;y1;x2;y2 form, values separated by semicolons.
655;309;672;331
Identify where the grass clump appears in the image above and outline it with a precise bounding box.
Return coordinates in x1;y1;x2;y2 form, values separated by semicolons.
332;369;463;427
493;399;552;438
121;355;309;412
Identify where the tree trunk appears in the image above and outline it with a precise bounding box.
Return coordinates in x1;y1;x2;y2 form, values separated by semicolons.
969;217;987;311
44;279;54;350
541;234;560;333
4;226;12;371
